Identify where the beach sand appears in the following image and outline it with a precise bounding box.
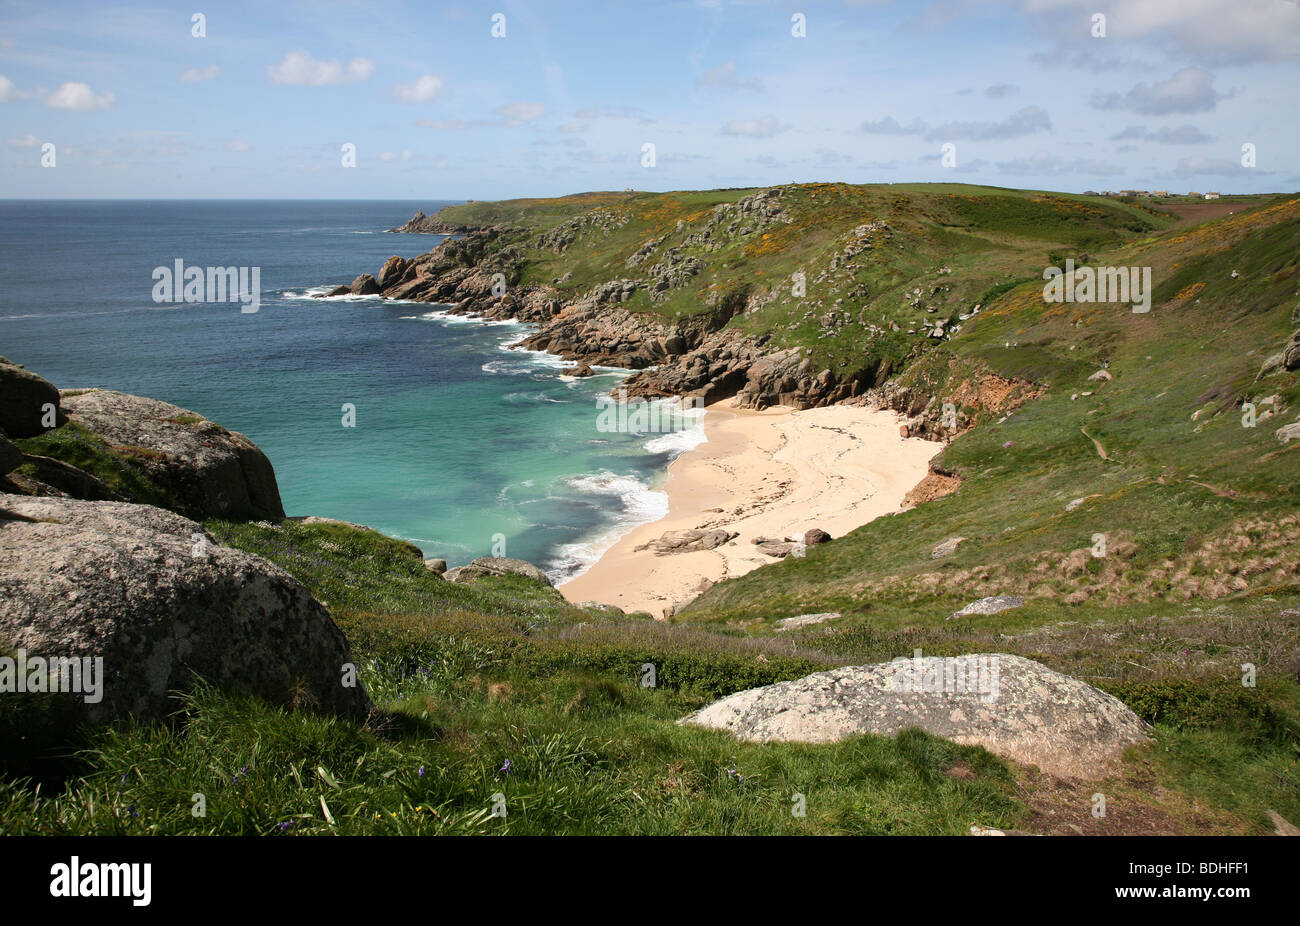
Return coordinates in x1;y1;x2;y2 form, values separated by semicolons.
558;398;944;618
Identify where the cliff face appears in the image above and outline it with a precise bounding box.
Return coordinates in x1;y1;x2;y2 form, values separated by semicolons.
349;220;876;411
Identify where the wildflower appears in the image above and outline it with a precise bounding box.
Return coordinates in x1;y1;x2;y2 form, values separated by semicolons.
126;805;139;819
500;759;512;775
418;766;425;777
276;821;293;831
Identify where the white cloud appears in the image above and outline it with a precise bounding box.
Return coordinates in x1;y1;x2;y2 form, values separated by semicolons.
496;101;545;125
226;139;251;152
1091;68;1224;115
43;81;114;110
721;117;787;138
696;60;764;92
417;118;487;130
994;151;1123;176
1021;0;1300;62
861;116;926;135
267;51;374;86
394;74;444;103
1110;124;1214;144
180;65;220;82
1174;155;1264;176
6;133;40;148
862;107;1052;141
380;149;414;162
0;73;22;102
927;106;1052;141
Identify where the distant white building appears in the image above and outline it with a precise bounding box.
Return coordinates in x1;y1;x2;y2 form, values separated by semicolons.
1204;192;1221;200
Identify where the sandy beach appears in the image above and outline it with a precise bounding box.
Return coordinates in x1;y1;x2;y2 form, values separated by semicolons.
559;399;944;618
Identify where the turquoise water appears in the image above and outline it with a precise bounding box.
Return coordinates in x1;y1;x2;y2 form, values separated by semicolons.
0;200;703;578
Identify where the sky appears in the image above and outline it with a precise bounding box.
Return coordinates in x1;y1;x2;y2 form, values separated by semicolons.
1;0;1298;199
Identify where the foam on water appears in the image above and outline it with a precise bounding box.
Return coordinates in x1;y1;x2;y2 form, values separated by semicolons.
548;470;670;585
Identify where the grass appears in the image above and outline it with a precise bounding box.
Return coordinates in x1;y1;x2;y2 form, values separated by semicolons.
13;420;169;507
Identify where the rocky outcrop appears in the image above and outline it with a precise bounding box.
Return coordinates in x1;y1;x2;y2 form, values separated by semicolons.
679;654;1149;778
387;210;478;234
0;355;64;438
775;612;840;631
634;528;737;555
0;494;371;725
803;528;831;546
931;536;965;559
337;219;878;411
948;595;1024;621
60;390;285;521
445;556;553;586
349;273;380;296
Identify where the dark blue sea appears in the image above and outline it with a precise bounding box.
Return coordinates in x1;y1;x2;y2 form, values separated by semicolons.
0;200;703;578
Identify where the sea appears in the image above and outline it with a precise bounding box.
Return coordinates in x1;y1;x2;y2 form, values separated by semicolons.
0;200;705;581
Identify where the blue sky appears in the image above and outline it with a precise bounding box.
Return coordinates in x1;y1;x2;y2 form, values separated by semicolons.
1;0;1298;198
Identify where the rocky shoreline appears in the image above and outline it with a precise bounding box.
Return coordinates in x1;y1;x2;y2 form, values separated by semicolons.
345;206;936;418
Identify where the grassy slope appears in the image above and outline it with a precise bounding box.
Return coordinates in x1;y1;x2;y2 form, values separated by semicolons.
3;184;1298;834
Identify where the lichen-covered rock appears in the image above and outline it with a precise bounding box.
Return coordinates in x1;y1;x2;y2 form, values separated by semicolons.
0;494;371;725
948;595;1024;621
931;536;965;558
60;390;284;521
464;556;553;586
775;612;840;631
0;355;63;438
680;654;1149;778
446;557;553;586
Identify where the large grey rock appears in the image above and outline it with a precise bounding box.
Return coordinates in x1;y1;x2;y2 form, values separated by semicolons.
680;654;1149;778
0;494;371;725
775;612;840;631
931;536;965;558
948;595;1024;621
465;556;553;586
60;390;284;521
0;355;63;438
